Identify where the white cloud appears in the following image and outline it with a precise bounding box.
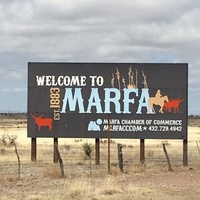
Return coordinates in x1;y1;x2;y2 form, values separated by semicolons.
0;67;26;81
0;87;26;92
1;0;200;60
0;0;200;113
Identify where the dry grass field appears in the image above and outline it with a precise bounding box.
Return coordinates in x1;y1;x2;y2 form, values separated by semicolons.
1;114;200;199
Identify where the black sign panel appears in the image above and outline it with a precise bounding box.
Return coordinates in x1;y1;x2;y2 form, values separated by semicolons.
28;63;188;139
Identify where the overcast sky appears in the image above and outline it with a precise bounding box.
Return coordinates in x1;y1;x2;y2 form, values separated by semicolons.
0;0;200;114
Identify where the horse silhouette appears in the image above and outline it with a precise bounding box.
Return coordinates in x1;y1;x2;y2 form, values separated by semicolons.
30;113;52;131
148;95;169;114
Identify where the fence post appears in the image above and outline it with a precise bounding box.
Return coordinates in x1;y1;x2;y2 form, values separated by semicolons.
196;140;200;156
107;114;111;174
117;143;123;173
162;143;173;171
55;145;65;177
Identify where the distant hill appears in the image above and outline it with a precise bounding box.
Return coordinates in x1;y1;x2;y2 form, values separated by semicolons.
0;110;26;114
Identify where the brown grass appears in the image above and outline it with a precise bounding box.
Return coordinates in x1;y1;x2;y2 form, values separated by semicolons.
32;175;157;200
43;164;62;178
2;174;17;183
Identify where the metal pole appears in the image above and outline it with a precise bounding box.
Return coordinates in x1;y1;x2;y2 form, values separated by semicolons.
107;114;111;173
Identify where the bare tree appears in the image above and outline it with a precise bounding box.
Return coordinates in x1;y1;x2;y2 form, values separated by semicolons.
55;145;65;178
1;134;21;179
162;143;173;172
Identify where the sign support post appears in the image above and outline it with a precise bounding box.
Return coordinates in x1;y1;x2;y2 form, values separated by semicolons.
31;138;37;161
95;138;100;165
53;138;58;163
140;139;145;164
183;139;188;166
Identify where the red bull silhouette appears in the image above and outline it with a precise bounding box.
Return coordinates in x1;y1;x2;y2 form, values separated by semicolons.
163;99;184;113
30;113;53;131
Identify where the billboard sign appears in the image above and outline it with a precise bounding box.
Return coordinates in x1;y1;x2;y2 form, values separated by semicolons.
28;63;188;139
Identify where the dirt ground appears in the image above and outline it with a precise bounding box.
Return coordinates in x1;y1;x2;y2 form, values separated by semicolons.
1;114;200;200
1;169;200;200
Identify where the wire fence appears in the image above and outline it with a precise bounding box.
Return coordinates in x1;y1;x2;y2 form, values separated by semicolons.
1;138;200;179
1;115;200;178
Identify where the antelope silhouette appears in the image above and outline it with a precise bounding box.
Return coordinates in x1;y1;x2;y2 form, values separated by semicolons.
30;113;52;131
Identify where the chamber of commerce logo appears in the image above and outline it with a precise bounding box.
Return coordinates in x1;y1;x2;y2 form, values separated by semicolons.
31;113;53;131
88;119;103;131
